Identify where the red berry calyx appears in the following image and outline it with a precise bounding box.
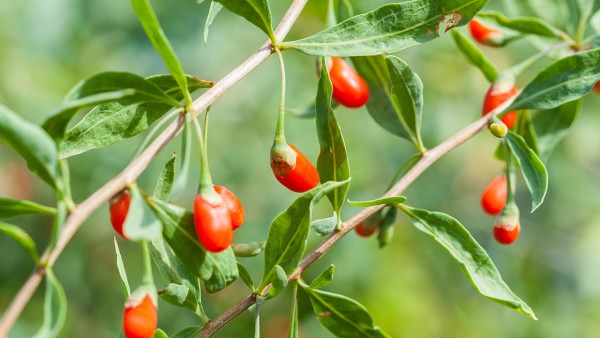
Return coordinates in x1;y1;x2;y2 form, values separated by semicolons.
270;143;297;177
272;144;320;193
123;287;158;338
110;190;131;240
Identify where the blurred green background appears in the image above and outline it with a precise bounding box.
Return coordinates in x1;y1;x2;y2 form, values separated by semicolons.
1;1;600;337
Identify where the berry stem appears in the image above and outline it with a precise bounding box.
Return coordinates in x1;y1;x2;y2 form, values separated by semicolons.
141;240;154;286
191;109;216;197
273;47;287;146
254;296;261;338
502;139;515;205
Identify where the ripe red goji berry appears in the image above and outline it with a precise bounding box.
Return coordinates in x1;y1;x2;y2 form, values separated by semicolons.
493;222;520;245
329;57;370;108
483;76;518;129
481;176;507;216
272;144;319;193
355;222;377;237
214;185;245;229
194;193;233;252
110;190;131;240
594;81;600;94
355;213;382;238
468;19;505;46
123;294;157;338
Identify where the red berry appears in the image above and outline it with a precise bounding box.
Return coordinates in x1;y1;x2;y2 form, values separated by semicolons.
214;185;245;229
273;144;320;193
481;176;507;216
468;19;504;46
110;190;131;240
594;81;600;94
493;222;520;245
329;57;370;108
193;193;233;252
355;222;377;238
483;79;518;129
123;294;157;338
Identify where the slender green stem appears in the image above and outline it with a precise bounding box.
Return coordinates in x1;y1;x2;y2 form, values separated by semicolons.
191;110;214;193
203;106;211;154
254;296;261;338
273;47;287;145
59;160;75;211
507;41;570;77
131;108;183;160
502;140;515;205
195;279;211;324
141;241;154;285
574;3;592;49
288;282;299;337
327;0;337;27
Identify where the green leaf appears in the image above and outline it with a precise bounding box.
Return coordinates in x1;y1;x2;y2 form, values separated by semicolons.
377;207;397;249
123;186;163;241
450;30;499;83
231;241;266;257
43;72;180;143
214;0;274;41
261;180;349;289
32;269;67;338
0;104;59;188
505;131;549;212
237;262;255;291
149;199;238;293
130;0;191;105
0;197;56;220
533;100;580;161
170;120;193;200
0;222;40;264
267;265;288;299
311;213;338;236
153;154;177;201
316;57;351;221
309;264;335;290
153;329;168;338
477;10;561;38
114;238;131;297
348;196;407;207
159;283;202;315
352;55;423;149
300;283;391;338
60;74;210;158
509;48;600;111
399;206;537;319
204;2;224;45
169;327;203;338
282;0;487;56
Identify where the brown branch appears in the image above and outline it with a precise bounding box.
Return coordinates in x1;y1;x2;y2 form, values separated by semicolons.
0;0;309;335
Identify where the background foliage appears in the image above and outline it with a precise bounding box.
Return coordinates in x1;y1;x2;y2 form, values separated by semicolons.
1;0;600;337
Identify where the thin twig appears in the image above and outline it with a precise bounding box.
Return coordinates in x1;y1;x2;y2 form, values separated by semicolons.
0;0;309;335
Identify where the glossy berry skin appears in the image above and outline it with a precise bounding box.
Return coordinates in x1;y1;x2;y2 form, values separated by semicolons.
355;222;377;238
214;185;245;229
329;57;370;108
274;144;320;193
493;222;520;245
194;194;233;252
483;83;518;129
110;191;131;240
123;295;157;338
468;19;504;46
481;176;507;216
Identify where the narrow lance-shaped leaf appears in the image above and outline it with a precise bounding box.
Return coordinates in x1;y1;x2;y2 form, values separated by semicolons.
505;131;549;212
267;265;288;299
0;222;40;264
450;30;499;83
477;10;562;38
352;55;424;150
0;197;56;219
43;71;181;142
282;0;488;56
214;0;274;41
60;75;212;158
32;269;67;338
509;48;600;111
122;186;163;241
130;0;192;104
399;205;537;320
261;180;349;288
0;104;59;188
299;281;391;338
204;2;224;45
153;154;177;201
114;238;131;297
309;264;335;290
533;99;580;161
348;196;407;207
237;262;255;291
316;57;351;222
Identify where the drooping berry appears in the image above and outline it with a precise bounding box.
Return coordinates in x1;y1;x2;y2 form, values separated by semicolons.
329;57;370;108
483;74;518;129
194;193;233;253
271;144;319;193
355;213;382;238
468;19;505;47
123;294;157;338
493;222;520;245
214;185;245;229
110;190;131;240
355;222;377;238
481;176;507;216
594;81;600;94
